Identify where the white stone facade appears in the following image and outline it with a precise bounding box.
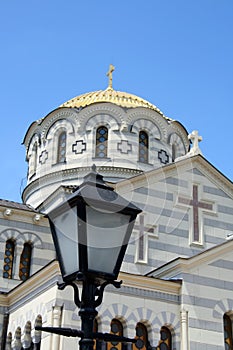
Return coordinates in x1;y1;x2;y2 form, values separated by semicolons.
0;87;233;349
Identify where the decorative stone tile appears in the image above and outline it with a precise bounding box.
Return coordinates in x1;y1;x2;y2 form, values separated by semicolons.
158;149;169;164
117;140;132;154
72;140;86;154
39;150;48;164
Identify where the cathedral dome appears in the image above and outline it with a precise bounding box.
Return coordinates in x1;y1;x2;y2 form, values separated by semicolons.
60;87;167;117
22;66;190;210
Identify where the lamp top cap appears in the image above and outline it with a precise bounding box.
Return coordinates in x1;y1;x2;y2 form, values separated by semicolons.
47;165;142;217
63;165;141;213
82;164;114;190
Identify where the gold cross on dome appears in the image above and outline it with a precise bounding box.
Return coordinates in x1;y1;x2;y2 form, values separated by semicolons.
106;64;115;89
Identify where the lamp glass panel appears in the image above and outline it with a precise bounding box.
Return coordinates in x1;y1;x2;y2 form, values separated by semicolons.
53;207;79;276
86;206;131;274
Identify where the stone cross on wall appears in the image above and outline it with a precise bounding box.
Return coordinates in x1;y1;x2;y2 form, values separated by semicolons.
178;184;213;242
134;215;155;262
188;130;203;156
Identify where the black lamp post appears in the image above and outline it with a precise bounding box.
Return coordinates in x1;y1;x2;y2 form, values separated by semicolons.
36;165;141;350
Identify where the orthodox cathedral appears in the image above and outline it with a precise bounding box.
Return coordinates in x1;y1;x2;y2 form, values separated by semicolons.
0;65;233;350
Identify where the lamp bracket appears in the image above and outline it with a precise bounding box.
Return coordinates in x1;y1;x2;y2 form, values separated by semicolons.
58;281;81;308
57;278;122;309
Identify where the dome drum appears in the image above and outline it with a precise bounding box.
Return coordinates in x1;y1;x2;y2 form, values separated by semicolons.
23;90;189;209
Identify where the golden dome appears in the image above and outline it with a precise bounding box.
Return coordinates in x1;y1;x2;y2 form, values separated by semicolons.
60;88;165;116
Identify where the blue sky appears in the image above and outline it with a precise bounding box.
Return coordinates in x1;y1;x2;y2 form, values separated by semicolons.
0;0;232;202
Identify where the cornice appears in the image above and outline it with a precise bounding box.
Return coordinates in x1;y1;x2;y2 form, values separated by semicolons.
191;156;233;197
0;263;181;311
0;203;47;227
0;294;8;307
1;261;60;311
22;166;143;202
118;271;181;295
149;239;233;279
116;155;233;198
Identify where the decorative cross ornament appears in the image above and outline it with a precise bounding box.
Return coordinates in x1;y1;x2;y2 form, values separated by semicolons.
117;140;132;154
72;140;87;154
158;150;169;164
188;130;203;156
39;150;48;164
106;64;115;89
178;184;213;243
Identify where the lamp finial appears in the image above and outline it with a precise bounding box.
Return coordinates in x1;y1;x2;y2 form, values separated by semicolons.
92;164;97;173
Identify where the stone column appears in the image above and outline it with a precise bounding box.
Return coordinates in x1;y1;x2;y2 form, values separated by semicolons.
180;309;189;350
13;245;23;280
51;305;62;350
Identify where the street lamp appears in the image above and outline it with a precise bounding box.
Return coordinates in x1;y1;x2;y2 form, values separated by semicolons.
36;165;141;349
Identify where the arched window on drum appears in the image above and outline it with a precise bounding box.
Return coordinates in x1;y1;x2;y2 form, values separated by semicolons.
157;326;172;350
19;242;32;281
3;239;15;279
57;131;67;163
28;142;38;179
96;126;108;158
139;131;149;163
31;143;38;175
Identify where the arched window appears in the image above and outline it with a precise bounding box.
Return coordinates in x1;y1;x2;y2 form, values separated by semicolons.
96;126;108;158
224;314;233;349
3;239;15;279
28;143;38;179
107;319;123;350
19;243;32;281
133;323;148;350
57;131;67;163
32;144;38;174
157;326;172;350
172;144;177;162
139;131;149;163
